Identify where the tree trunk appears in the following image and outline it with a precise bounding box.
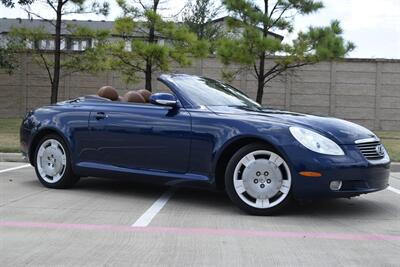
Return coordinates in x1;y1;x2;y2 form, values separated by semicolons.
145;62;152;91
144;0;160;92
255;0;270;105
50;0;63;104
256;53;265;104
256;82;264;104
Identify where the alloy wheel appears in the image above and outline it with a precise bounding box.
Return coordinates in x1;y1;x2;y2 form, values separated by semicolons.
232;150;291;209
36;139;67;184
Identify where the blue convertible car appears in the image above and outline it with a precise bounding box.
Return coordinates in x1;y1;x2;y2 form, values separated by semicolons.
20;74;391;215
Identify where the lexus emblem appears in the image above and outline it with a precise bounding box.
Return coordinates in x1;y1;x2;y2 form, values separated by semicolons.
375;145;385;156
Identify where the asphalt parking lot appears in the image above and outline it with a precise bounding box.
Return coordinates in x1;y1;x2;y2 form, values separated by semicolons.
1;162;399;266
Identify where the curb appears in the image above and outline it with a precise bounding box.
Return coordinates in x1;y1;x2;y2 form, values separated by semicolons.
0;153;28;163
0;152;399;171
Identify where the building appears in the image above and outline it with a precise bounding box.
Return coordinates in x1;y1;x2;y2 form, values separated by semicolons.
0;17;283;52
0;17;162;51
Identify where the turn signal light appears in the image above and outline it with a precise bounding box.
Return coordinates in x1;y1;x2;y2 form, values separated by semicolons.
299;171;322;177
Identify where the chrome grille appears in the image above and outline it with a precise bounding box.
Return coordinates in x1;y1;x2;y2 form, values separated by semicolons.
356;141;385;160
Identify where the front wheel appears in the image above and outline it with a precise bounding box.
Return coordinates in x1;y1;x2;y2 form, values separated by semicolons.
34;134;79;189
225;143;292;215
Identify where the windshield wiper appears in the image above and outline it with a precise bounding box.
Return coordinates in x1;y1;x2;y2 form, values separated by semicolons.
234;105;262;112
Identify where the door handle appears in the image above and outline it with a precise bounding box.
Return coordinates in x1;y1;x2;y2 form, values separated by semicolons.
95;112;107;120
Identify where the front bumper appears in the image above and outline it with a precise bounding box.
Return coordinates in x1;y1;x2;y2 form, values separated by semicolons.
292;163;390;199
280;144;391;200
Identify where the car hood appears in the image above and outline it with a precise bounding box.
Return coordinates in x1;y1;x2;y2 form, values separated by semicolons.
206;106;377;145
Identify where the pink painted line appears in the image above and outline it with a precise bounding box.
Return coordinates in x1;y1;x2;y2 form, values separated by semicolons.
1;220;400;241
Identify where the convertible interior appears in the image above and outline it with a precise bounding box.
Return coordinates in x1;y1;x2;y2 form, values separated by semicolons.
94;86;153;104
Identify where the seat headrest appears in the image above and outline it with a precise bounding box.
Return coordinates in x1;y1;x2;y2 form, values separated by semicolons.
123;91;145;103
97;86;119;101
137;89;152;103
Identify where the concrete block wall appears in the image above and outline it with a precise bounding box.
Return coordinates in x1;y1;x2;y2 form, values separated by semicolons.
0;54;399;131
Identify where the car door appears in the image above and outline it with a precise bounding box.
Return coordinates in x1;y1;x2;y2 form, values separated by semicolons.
88;102;191;174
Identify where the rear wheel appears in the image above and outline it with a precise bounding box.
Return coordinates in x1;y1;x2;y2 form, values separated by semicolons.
225;143;292;215
34;134;79;188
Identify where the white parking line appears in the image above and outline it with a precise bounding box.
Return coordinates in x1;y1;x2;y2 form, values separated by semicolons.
0;164;31;174
132;189;175;227
387;186;400;195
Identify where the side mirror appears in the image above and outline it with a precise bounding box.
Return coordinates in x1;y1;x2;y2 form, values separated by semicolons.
150;93;178;107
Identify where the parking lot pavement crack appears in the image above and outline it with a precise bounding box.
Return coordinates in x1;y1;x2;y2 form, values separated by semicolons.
0;189;49;208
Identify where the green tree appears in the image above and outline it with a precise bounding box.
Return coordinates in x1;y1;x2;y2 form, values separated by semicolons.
10;25;111;84
181;0;223;51
111;0;209;91
0;40;21;74
217;0;355;104
1;0;109;103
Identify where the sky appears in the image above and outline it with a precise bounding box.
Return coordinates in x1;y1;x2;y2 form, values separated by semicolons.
0;0;399;59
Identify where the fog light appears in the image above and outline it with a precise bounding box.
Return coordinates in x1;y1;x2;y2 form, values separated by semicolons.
330;180;342;191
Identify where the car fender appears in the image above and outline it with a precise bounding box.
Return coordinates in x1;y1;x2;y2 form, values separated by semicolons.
211;131;296;187
27;109;82;169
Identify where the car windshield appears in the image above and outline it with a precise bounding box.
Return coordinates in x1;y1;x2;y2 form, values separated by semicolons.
173;76;262;109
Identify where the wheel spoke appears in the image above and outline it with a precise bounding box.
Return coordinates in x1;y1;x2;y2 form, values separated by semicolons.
61;154;66;165
255;198;269;208
38;163;46;177
241;154;255;167
280;185;289;194
53;173;60;181
282;180;290;188
269;153;283;167
38;146;45;157
234;179;246;194
50;140;58;149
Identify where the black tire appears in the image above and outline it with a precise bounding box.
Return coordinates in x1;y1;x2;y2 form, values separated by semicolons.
225;143;292;215
34;134;79;189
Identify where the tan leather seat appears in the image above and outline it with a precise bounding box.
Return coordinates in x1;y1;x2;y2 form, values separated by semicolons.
138;89;152;103
123;91;145;103
97;86;119;101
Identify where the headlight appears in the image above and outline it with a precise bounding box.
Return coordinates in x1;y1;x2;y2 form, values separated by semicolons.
289;127;344;156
